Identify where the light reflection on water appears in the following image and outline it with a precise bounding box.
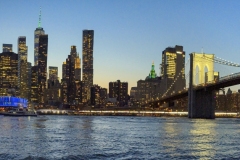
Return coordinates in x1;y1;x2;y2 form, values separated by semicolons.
0;116;239;159
190;119;217;159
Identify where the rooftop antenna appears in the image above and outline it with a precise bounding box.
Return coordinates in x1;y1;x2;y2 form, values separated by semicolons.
38;7;42;28
201;47;204;54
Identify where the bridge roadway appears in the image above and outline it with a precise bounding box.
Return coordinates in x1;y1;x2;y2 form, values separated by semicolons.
154;72;240;105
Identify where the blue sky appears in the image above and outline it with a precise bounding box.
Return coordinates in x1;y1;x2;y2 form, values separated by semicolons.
1;0;240;92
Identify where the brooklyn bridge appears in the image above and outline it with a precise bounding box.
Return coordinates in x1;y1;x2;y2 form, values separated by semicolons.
144;52;240;119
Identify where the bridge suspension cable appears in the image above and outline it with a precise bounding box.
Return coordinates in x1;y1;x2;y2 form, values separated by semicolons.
161;58;190;98
215;56;240;67
195;54;240;67
185;71;190;88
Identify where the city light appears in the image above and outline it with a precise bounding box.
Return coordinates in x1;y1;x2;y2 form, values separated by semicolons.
0;96;28;108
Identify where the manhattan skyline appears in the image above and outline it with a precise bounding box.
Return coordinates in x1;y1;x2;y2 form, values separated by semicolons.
1;0;240;92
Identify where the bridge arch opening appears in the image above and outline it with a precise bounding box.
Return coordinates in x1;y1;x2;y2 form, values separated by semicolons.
195;65;200;85
204;66;209;83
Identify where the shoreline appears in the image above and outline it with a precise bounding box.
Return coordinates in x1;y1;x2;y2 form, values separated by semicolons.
34;110;239;118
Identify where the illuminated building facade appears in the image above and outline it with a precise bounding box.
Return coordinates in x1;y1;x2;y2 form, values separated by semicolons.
149;62;157;79
130;87;138;98
45;78;61;105
100;88;107;106
91;85;100;106
49;66;58;81
0;96;28;108
75;54;81;81
18;36;28;99
0;52;18;96
34;8;45;66
61;80;68;104
75;81;83;104
38;34;48;104
160;45;185;95
129;87;138;107
74;54;82;104
90;85;107;107
61;62;67;104
82;30;94;102
2;44;12;52
216;89;240;112
62;62;66;79
109;80;128;106
30;66;38;103
135;63;161;105
45;66;61;105
136;77;161;106
66;46;77;104
27;62;32;100
63;46;82;104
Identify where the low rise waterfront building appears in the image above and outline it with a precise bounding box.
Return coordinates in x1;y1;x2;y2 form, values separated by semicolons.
90;85;107;107
216;88;240;112
135;62;161;106
109;80;128;107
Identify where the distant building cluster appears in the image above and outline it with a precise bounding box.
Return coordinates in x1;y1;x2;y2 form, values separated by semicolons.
0;9;132;109
216;88;240;112
0;22;188;110
130;45;186;108
3;10;231;111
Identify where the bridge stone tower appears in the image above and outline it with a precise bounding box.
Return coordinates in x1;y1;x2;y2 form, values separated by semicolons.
188;53;215;119
192;53;214;84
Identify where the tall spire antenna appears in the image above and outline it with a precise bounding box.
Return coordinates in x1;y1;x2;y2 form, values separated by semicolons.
38;7;42;28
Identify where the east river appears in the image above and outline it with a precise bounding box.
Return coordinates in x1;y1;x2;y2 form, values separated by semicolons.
0;115;240;160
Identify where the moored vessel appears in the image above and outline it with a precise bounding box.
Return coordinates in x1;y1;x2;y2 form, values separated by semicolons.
0;96;37;116
2;107;37;116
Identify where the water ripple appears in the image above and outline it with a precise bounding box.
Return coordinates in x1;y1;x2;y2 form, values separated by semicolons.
0;116;240;159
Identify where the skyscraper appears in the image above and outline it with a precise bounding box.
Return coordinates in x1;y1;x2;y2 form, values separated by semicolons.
49;66;58;81
82;30;94;102
0;52;18;96
18;36;28;99
62;62;66;80
67;46;77;104
61;62;67;104
31;66;38;103
34;8;45;66
63;46;82;104
75;54;81;81
2;44;12;52
38;34;48;103
27;62;32;101
160;45;185;95
46;67;61;106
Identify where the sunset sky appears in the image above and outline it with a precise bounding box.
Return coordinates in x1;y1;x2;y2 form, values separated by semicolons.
1;0;240;92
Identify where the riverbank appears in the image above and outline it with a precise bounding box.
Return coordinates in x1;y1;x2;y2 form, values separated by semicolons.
35;110;239;118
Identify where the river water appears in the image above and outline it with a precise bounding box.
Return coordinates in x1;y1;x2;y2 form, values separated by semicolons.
0;115;239;160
